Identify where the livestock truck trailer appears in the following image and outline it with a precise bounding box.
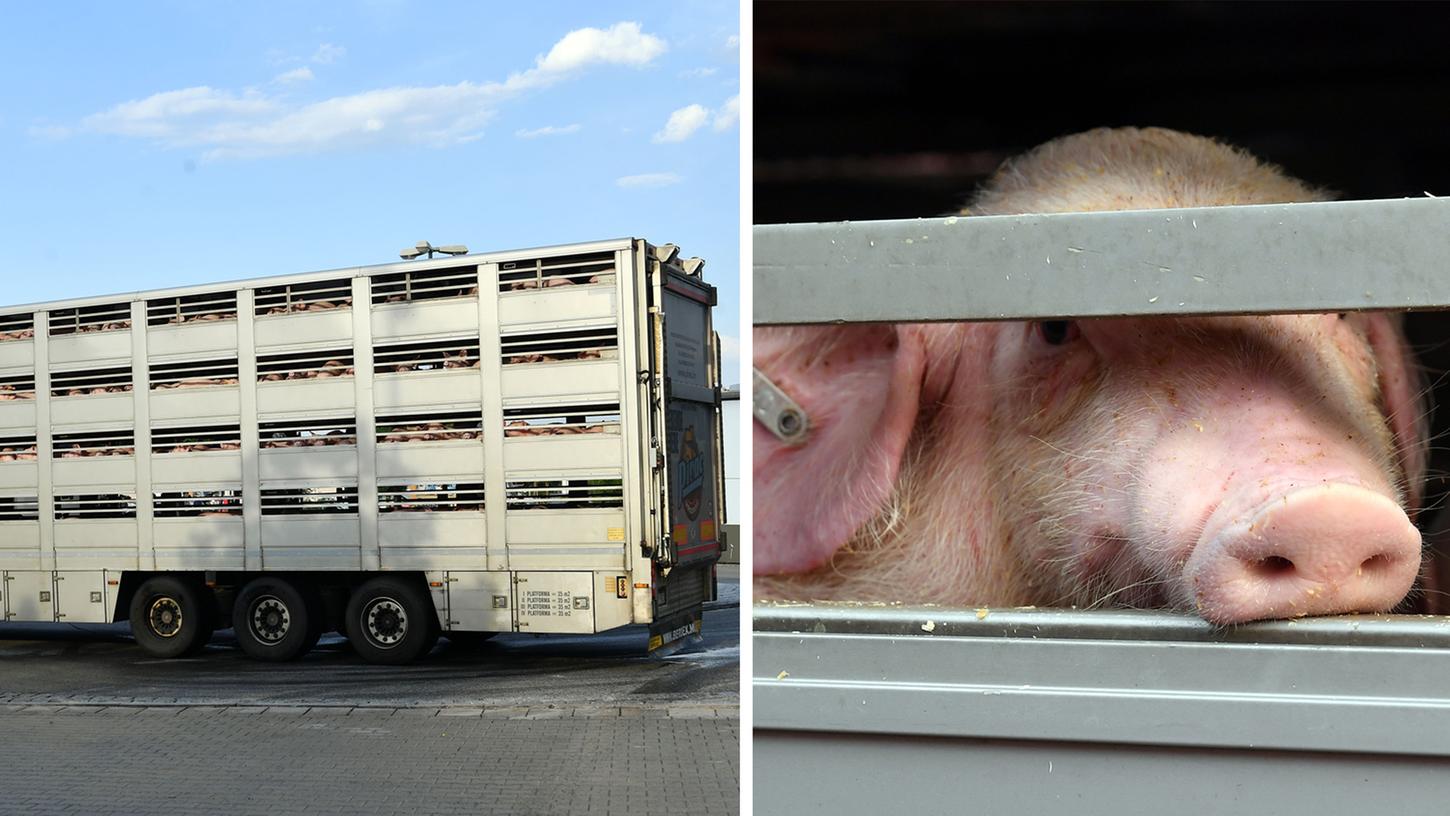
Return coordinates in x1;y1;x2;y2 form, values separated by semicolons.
0;238;724;664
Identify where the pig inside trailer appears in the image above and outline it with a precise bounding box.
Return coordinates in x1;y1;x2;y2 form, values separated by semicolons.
0;238;724;664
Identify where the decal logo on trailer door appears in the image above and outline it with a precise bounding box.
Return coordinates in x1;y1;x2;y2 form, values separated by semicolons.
678;425;706;520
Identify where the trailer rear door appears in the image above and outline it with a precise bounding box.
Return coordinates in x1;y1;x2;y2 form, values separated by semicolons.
648;265;723;650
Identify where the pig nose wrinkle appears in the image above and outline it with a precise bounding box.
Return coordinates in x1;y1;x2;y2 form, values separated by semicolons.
1190;483;1421;624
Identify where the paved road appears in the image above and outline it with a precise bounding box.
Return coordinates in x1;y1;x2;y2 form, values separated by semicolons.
0;578;740;814
0;705;737;816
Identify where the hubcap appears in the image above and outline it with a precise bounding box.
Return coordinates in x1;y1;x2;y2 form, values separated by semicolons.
364;597;407;648
250;595;291;644
148;597;183;638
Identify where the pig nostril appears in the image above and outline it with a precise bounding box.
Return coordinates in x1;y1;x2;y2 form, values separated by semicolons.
1359;553;1394;574
1249;555;1296;578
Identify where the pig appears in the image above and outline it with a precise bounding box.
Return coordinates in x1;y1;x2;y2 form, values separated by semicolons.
754;127;1430;624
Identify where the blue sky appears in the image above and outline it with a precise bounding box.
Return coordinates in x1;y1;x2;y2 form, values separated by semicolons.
0;1;740;383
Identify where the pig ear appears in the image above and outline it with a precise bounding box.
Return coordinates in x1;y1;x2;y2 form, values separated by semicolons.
753;325;925;574
1364;314;1427;516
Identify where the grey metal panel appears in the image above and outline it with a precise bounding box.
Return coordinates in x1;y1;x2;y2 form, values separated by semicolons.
32;311;53;572
130;301;154;571
753;197;1450;324
351;277;380;572
755;731;1450;816
476;263;508;572
0;238;637;318
237;289;262;571
753;605;1450;757
621;244;653;623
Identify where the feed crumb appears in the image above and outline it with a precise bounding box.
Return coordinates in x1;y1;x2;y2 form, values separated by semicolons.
777;670;790;680
976;608;990;620
921;620;936;632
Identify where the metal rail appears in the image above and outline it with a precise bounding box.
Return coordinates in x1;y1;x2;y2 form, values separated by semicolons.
754;197;1450;324
755;604;1450;756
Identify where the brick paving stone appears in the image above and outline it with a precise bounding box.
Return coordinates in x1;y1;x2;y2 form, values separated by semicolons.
481;706;530;719
522;706;570;719
437;707;483;717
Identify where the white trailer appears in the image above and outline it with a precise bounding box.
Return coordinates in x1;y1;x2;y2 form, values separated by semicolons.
0;238;724;664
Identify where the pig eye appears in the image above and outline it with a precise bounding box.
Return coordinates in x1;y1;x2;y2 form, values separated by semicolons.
1036;321;1079;346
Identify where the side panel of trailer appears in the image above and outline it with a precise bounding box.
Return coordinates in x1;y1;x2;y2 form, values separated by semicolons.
0;238;721;640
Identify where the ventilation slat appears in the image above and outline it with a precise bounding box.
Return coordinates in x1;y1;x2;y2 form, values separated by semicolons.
259;417;356;449
0;373;36;401
379;482;485;512
505;476;624;510
147;292;239;326
254;278;352;316
372;266;478;304
376;411;482;443
54;429;135;458
257;348;354;381
0;314;34;343
260;486;358;515
503;402;621;437
497;252;616;293
0;496;38;520
152;423;242;454
374;337;480;374
151;358;240;389
54;493;136;520
49;303;131;335
154;489;242;517
51;366;132;397
500;327;618;365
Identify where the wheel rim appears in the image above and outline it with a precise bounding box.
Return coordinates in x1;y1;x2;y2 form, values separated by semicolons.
249;595;291;644
147;597;184;638
363;596;407;649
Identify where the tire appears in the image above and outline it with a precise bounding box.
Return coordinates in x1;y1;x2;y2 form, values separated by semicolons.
344;576;436;665
128;575;215;658
233;576;323;662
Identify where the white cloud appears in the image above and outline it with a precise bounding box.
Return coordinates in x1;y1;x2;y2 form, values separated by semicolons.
312;43;346;64
515;123;581;139
712;95;739;132
680;67;718;79
68;23;666;159
616;172;682;189
651;96;738;144
83;87;278;139
273;67;315;84
725;34;739;49
653;104;709;143
533;21;665;74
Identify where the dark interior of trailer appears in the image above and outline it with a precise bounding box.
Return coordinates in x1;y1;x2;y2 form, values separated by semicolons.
754;1;1450;598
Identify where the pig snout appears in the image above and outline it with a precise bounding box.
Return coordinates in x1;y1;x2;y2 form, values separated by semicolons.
1187;483;1421;624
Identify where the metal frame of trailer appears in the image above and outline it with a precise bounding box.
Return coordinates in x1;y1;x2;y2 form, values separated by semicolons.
0;237;724;664
752;198;1450;813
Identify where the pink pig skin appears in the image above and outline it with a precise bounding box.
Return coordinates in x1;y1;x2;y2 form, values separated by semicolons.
754;128;1429;624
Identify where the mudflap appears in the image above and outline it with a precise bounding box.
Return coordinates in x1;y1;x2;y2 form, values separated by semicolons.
648;607;704;655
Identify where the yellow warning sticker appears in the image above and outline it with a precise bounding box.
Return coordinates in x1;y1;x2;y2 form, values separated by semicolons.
672;523;689;544
607;527;625;542
700;519;716;541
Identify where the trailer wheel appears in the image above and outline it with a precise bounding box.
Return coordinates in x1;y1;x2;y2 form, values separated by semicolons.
233;576;323;662
128;575;214;658
344;577;435;665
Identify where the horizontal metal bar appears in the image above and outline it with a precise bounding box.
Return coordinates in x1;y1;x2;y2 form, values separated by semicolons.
754;605;1450;756
754;197;1450;324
